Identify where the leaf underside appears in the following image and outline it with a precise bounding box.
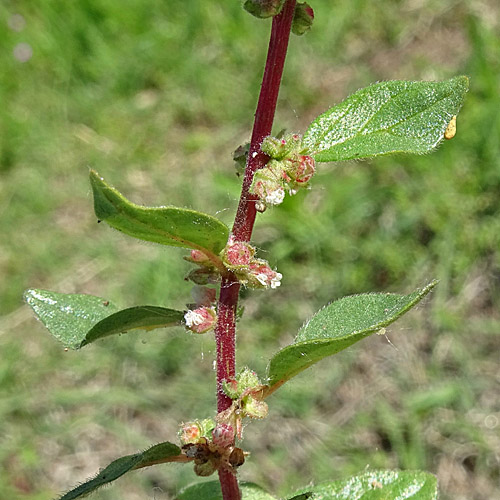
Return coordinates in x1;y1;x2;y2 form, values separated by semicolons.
24;289;184;349
24;289;118;349
266;281;437;389
59;442;182;500
302;76;469;162
288;470;438;500
81;305;185;347
90;170;229;254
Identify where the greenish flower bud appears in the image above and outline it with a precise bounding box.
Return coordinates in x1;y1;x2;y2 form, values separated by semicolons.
199;418;216;437
261;134;302;160
243;0;286;19
242;396;269;419
292;2;314;36
261;136;286;159
222;378;240;399
238;367;261;391
194;460;217;477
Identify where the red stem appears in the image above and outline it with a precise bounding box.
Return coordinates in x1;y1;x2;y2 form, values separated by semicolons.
215;2;296;499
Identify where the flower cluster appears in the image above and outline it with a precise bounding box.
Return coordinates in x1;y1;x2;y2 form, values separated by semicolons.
221;236;282;289
179;418;244;477
251;133;315;211
184;306;217;334
219;367;269;440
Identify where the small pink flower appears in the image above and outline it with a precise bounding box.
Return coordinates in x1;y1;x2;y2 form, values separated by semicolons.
189;249;210;263
212;424;234;448
222;236;255;268
249;261;282;289
253;178;285;206
179;422;201;445
184;307;217;334
289;155;315;184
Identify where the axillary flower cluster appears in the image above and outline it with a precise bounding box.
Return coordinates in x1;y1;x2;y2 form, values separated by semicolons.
178;368;267;477
221;236;282;290
251;133;315;212
183;237;282;334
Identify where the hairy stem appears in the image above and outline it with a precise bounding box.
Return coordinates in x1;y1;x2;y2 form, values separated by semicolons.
215;2;297;499
233;0;297;242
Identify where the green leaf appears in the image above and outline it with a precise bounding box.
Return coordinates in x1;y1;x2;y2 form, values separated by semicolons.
302;76;469;162
90;170;229;255
24;289;184;349
178;481;277;500
81;305;185;347
59;441;184;500
288;470;437;500
266;281;437;390
24;289;118;350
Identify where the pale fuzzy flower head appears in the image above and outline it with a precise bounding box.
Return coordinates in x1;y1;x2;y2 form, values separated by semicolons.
253;178;285;207
184;307;217;334
270;271;283;289
264;186;285;205
179;422;201;445
249;261;282;289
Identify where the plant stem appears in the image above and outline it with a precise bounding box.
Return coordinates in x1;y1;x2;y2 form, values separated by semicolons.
233;0;297;242
215;2;296;499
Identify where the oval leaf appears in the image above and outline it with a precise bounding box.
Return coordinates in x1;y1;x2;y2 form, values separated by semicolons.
81;305;185;348
90;170;229;255
178;481;276;500
59;441;184;500
302;76;469;162
266;281;437;390
288;470;437;500
24;289;118;350
24;289;184;349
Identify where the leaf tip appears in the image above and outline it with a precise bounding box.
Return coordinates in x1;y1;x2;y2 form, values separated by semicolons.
89;170;119;220
23;288;34;303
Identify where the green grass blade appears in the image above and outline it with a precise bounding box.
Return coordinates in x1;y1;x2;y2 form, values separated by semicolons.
80;305;185;347
266;281;437;389
288;470;437;499
178;481;277;500
90;170;229;255
302;76;469;162
24;289;118;350
59;442;183;500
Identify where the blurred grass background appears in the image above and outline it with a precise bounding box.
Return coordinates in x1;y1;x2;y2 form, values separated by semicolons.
0;0;499;499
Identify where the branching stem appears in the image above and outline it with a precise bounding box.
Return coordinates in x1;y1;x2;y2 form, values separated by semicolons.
215;2;297;499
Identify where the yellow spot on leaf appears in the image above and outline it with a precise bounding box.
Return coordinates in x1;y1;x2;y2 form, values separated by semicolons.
444;115;457;140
